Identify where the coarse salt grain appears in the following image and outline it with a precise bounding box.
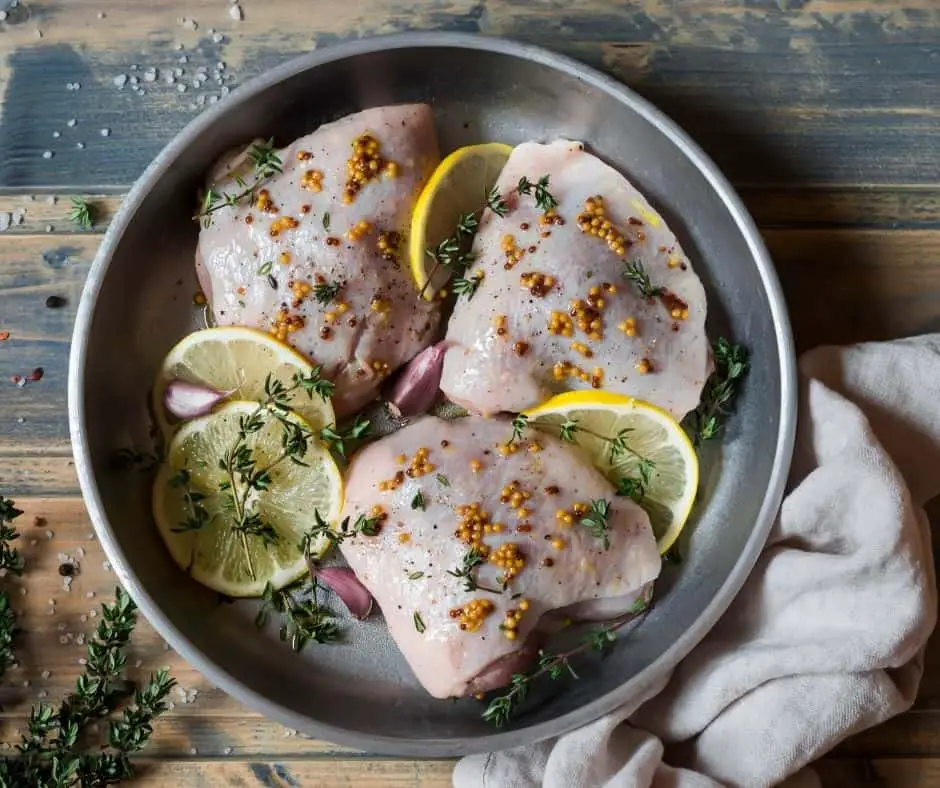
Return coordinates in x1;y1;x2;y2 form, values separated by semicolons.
89;609;97;617
229;4;242;20
45;530;53;539
52;131;60;138
113;74;127;88
80;615;87;622
100;128;110;137
67;118;77;127
41;670;50;679
135;659;143;668
76;633;85;645
41;151;53;159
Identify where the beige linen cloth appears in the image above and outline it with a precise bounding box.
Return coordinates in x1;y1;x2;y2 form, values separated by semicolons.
455;336;940;788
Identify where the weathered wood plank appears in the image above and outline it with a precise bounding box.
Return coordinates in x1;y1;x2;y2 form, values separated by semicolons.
0;194;116;234
0;2;939;187
127;759;454;787
816;757;940;786
4;188;940;235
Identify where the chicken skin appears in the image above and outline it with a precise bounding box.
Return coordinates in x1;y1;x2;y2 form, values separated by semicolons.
197;104;441;416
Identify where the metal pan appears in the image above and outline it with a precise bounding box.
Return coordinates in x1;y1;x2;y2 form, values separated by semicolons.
68;32;796;757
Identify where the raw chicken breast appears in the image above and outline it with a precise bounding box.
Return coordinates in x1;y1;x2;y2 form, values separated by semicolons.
339;415;661;699
197;104;441;416
440;140;710;420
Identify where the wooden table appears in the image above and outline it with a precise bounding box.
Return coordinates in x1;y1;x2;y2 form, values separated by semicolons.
0;1;938;785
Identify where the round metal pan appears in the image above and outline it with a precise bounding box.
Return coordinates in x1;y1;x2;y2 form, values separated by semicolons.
68;32;796;757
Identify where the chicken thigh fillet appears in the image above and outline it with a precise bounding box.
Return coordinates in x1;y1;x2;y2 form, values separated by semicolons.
440;140;710;420
339;416;661;699
197;104;441;416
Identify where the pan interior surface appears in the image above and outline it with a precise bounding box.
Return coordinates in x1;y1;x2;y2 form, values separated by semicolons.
70;36;793;756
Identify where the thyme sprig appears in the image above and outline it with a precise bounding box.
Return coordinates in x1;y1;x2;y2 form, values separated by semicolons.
579;499;612;550
0;497;23;683
419;175;557;298
686;338;749;447
313;281;341;306
12;588;177;784
69;196;96;230
300;508;381;553
516;175;558;212
451;273;483;299
196;138;283;228
255;578;341;651
622;259;664;299
446;547;502;594
481;611;648;728
319;414;372;460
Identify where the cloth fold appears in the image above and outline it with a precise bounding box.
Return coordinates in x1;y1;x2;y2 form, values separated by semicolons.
455;336;939;788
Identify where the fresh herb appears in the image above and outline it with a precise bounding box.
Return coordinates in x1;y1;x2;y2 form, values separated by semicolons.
451;273;483;299
616;457;655;504
447;548;485;591
622;259;665;299
11;588;176;784
447;547;502;594
0;502;176;781
300;509;381;553
168;468;212;534
413;611;426;634
196;138;283;228
485;185;509;217
516;175;558;212
545;417;656;471
686;338;749;447
410;491;425;511
256;578;340;651
257;260;274;276
69;196;96;230
508;413;529;445
313;280;341;305
616;476;645;503
264;368;334;406
436;473;450;488
319;415;372;459
423;234;476;285
580;499;612;550
0;498;23;682
407;571;425;581
322;211;331;231
481;618;636;728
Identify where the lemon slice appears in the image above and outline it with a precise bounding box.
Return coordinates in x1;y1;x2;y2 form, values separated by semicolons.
153;401;343;597
410;142;514;300
524;391;698;554
153;326;335;437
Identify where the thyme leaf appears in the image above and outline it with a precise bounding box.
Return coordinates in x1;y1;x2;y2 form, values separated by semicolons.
69;196;96;230
622;259;664;299
579;499;612;550
195;138;283;228
685;338;749;447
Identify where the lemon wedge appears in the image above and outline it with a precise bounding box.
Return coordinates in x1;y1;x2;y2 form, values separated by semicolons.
524;391;698;554
409;142;513;300
152;401;343;597
153;326;335;438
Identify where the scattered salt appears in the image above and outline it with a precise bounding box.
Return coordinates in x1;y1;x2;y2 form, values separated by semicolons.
113;74;127;88
41;151;53;160
100;128;110;137
67;118;77;127
229;4;242;20
0;213;10;232
52;131;60;138
76;142;85;150
41;670;50;679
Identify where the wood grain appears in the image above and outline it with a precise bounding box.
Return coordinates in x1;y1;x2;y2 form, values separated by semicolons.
0;1;938;188
1;0;939;783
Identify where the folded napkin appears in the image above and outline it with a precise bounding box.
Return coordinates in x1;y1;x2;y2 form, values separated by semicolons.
455;336;940;788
